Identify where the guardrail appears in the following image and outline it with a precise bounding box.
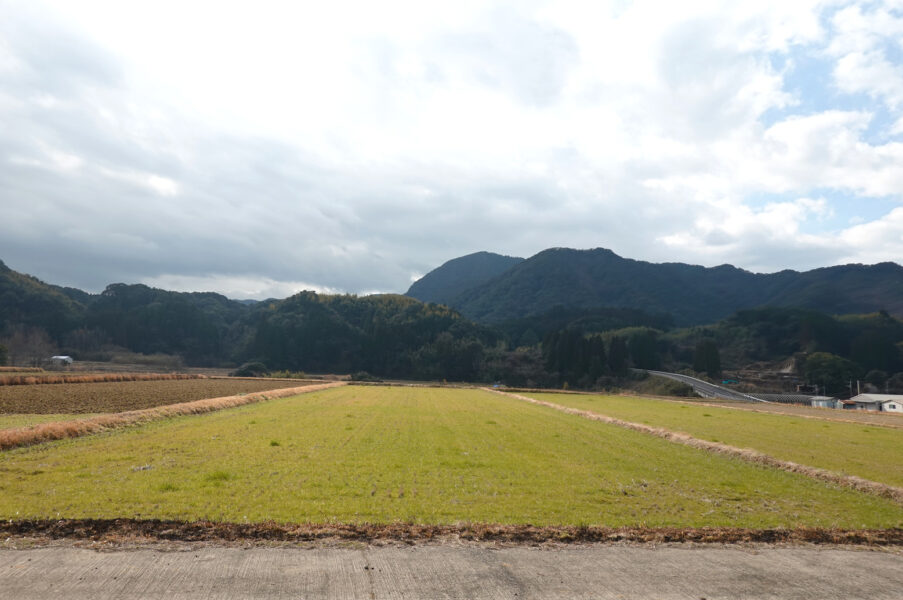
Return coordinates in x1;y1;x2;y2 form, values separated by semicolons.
644;370;771;403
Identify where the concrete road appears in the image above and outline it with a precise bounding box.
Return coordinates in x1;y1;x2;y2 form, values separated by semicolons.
2;545;901;599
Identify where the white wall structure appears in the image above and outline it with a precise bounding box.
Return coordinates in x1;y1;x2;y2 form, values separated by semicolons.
846;394;903;412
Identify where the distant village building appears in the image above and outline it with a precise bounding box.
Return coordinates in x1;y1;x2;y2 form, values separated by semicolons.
842;394;903;413
810;396;840;409
49;355;73;366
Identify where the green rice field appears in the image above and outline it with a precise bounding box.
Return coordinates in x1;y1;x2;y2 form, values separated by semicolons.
527;392;903;488
1;385;900;527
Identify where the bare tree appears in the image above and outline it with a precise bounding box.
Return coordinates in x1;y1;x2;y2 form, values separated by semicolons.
1;325;57;367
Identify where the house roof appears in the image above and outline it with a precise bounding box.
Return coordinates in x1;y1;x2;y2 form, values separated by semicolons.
848;394;903;404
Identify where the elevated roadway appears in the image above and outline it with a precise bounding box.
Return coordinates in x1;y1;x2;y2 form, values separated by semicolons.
645;370;770;403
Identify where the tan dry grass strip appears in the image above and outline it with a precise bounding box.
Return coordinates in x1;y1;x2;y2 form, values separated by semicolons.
0;382;345;451
0;373;205;387
484;388;903;505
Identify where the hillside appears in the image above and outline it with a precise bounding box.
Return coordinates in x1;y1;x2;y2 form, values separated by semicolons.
411;248;903;325
0;259;86;339
406;251;524;305
0;261;500;379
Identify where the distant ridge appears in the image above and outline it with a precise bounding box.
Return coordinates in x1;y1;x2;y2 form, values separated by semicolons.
407;247;903;325
406;251;524;305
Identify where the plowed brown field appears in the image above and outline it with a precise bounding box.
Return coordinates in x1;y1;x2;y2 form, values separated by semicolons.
0;379;311;414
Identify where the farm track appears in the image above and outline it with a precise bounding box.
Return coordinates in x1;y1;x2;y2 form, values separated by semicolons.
4;544;902;600
0;378;316;414
486;388;903;505
0;382;344;451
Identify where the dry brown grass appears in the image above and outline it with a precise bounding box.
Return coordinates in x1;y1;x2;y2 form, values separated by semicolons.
2;519;901;546
0;382;344;451
0;372;204;386
0;367;44;373
486;388;903;505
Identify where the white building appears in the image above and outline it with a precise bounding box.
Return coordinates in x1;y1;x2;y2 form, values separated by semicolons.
49;355;73;366
843;394;903;413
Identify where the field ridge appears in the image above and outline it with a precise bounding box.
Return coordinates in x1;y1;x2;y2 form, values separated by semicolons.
486;388;903;505
4;519;903;546
0;373;204;387
0;382;344;451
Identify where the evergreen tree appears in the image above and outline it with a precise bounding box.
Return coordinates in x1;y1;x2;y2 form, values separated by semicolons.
627;330;660;369
608;336;629;375
693;339;721;378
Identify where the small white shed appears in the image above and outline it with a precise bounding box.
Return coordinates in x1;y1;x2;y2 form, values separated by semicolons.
49;355;73;366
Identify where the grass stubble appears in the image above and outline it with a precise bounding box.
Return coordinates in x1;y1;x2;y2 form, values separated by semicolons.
1;385;901;532
522;391;903;490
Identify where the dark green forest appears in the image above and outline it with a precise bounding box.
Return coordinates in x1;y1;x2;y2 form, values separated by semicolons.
408;248;903;325
2;259;903;394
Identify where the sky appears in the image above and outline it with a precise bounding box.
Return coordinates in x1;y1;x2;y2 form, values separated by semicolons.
1;0;902;300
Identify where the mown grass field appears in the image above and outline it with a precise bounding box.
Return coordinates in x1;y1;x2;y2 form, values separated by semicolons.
707;400;903;428
1;385;901;527
527;392;903;488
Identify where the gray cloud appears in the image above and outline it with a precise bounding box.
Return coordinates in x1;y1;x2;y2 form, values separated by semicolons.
1;1;901;300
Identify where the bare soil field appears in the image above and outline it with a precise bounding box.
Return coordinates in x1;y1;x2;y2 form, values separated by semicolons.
3;519;902;546
68;361;232;376
0;378;312;414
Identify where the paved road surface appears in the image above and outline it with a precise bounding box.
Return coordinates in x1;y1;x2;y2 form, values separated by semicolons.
2;545;901;599
647;370;767;403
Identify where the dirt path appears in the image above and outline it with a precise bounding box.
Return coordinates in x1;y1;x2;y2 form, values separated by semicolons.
2;545;901;599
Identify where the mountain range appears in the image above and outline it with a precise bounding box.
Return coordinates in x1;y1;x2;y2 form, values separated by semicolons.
406;248;903;325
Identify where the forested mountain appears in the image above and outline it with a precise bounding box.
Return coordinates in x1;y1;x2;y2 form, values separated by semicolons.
247;292;497;380
0;259;85;339
3;257;903;392
410;247;903;325
497;305;675;348
406;251;524;305
0;261;499;379
84;283;253;365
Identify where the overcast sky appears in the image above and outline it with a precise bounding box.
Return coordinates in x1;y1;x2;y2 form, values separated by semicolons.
1;0;902;299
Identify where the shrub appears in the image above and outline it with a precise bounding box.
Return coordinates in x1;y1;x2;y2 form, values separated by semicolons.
231;362;270;377
351;371;381;382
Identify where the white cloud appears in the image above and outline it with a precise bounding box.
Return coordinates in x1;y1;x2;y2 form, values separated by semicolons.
839;207;903;264
827;3;903;107
1;0;902;298
140;274;339;300
658;197;837;271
